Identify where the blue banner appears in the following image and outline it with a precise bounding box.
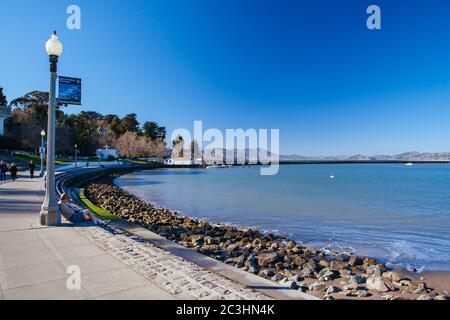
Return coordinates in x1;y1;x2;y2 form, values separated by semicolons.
58;76;82;105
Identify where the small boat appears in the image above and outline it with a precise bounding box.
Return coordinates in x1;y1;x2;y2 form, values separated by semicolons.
405;162;413;166
330;173;335;179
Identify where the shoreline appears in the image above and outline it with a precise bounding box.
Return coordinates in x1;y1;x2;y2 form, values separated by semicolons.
116;172;448;275
81;170;449;300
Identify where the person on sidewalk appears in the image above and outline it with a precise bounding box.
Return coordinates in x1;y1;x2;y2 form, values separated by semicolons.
9;163;18;181
58;193;109;226
0;160;7;181
29;160;35;179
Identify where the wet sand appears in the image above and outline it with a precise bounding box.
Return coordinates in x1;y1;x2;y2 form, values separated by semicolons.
415;271;450;292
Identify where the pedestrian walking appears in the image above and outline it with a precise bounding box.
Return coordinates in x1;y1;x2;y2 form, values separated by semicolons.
29;160;35;179
0;160;7;181
10;162;18;181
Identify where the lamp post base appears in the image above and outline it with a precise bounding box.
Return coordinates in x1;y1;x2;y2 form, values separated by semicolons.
40;205;61;226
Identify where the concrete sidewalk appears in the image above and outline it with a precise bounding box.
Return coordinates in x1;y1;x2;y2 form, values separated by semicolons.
0;177;175;300
0;176;271;300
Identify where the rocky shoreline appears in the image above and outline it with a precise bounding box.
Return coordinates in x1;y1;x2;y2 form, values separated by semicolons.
84;175;449;300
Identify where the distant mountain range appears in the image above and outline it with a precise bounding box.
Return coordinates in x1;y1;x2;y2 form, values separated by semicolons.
279;152;450;161
200;149;450;162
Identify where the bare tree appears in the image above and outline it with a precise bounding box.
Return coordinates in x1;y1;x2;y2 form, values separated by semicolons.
115;132;166;158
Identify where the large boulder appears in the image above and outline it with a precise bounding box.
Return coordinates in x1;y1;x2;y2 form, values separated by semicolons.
413;282;428;294
382;271;404;282
330;260;348;270
188;234;204;243
366;276;390;292
309;281;327;292
362;257;377;269
271;274;285;282
356;289;371;298
348;256;363;267
288;274;305;282
301;264;316;277
259;269;275;278
319;260;330;268
326;285;342;294
318;268;339;280
335;253;351;262
367;264;382;277
349;275;366;285
226;242;241;252
292;256;306;267
257;252;280;267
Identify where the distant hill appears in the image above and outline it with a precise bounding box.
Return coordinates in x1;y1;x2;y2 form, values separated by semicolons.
199;148;450;162
280;152;450;161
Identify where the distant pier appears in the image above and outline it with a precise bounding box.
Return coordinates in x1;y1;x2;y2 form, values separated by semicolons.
164;160;450;169
277;160;450;165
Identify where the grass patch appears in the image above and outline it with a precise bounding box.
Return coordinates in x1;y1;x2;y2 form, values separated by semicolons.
124;159;149;165
124;159;162;165
78;190;121;221
14;153;71;165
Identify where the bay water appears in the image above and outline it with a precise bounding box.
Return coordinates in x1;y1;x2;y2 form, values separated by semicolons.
116;164;450;271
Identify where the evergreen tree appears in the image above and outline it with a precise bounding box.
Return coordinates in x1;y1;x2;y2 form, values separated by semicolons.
143;121;166;140
121;113;140;133
0;87;7;106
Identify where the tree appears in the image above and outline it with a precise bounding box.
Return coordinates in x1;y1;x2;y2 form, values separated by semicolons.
0;87;7;106
70;112;102;155
143;121;158;140
115;131;166;158
143;121;166;140
109;115;124;137
8;91;49;151
80;111;103;121
121;113;140;134
4;90;168;156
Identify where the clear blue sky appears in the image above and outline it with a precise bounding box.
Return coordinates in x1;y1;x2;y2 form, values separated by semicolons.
1;0;450;155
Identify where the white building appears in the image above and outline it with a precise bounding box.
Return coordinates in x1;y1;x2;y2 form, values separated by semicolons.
96;145;120;160
0;105;11;136
165;156;203;166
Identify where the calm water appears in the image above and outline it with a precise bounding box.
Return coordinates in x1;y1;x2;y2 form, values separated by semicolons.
116;164;450;271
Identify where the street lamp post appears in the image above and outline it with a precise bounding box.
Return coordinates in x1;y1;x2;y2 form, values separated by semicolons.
39;130;46;177
74;144;78;168
40;31;63;226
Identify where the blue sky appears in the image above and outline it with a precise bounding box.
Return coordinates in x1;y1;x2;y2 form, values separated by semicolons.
1;0;450;155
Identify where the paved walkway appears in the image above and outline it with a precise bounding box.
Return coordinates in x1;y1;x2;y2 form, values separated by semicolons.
0;176;175;300
0;176;268;300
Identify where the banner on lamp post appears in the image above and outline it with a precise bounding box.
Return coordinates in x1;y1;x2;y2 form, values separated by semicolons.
58;76;82;105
